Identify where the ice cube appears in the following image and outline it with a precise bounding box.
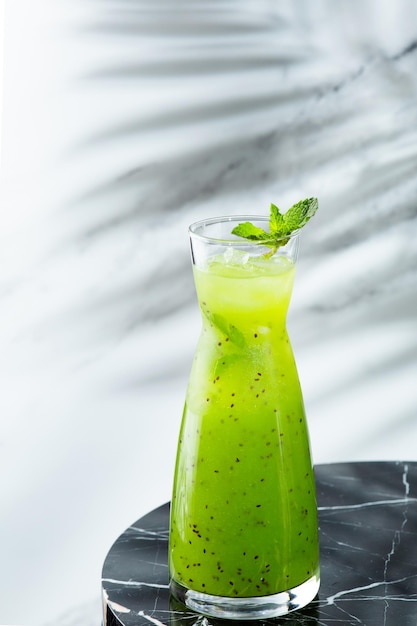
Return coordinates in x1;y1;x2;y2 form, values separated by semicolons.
223;248;249;265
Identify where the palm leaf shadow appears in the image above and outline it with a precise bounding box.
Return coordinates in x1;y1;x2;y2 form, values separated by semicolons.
53;2;417;439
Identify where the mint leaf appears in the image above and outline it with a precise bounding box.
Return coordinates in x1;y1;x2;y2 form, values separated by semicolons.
283;197;318;232
231;197;318;257
231;222;271;241
269;203;285;236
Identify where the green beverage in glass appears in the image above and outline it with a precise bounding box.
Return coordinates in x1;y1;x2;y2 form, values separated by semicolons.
169;201;320;620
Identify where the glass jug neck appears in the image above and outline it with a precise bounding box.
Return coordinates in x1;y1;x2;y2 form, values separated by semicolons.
193;260;296;341
189;216;299;340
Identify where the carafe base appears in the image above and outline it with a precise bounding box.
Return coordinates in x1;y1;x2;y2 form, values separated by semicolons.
170;569;320;621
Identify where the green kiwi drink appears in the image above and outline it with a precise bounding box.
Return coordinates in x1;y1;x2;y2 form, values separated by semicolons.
169;202;320;618
169;250;319;602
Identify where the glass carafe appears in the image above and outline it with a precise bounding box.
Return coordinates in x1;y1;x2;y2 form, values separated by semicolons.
169;216;319;620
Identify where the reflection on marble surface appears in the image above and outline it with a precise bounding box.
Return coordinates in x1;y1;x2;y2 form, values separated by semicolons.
1;1;417;625
102;462;417;626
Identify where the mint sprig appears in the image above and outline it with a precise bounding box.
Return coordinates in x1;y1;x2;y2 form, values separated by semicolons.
231;197;318;257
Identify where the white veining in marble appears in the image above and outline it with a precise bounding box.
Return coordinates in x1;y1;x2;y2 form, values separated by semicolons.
137;612;169;626
1;1;417;625
102;579;169;589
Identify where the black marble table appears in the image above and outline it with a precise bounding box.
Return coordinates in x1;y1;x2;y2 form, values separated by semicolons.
102;462;417;626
